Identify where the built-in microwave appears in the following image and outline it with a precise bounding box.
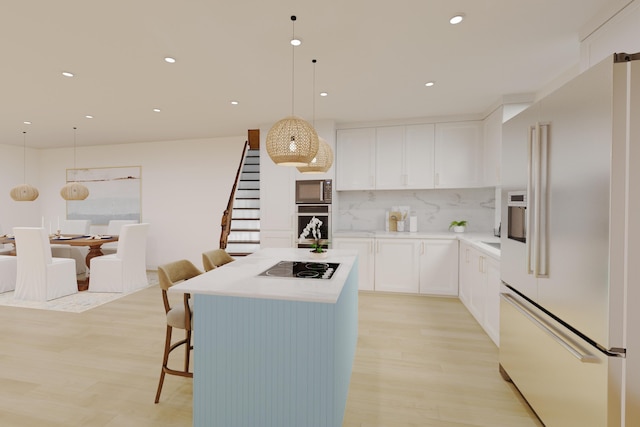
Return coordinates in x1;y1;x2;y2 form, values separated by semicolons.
295;179;332;204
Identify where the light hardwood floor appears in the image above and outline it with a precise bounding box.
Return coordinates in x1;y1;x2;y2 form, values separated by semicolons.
0;287;541;426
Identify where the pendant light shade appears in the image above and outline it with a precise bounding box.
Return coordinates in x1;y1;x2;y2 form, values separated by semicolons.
61;127;89;201
266;15;319;166
266;116;319;166
60;181;89;200
10;183;39;202
10;131;39;201
297;137;333;173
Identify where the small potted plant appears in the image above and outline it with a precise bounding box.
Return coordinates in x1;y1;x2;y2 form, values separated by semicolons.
299;216;328;259
449;220;467;233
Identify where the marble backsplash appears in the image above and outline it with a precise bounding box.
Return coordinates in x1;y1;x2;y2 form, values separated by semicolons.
335;188;496;233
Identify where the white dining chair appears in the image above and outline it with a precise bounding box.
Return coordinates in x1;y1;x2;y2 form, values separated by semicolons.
100;220;138;255
13;227;77;301
89;223;149;293
0;225;14;255
0;255;18;293
51;219;92;275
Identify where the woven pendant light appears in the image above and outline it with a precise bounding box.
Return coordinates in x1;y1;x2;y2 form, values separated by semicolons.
266;15;319;167
10;131;39;201
298;59;334;173
297;137;333;173
60;127;89;201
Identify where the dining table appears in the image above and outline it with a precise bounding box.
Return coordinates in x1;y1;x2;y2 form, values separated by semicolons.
0;233;119;291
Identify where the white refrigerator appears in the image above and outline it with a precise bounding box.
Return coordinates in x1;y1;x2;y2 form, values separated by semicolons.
499;52;640;426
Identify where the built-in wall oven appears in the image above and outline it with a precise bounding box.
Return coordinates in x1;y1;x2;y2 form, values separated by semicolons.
296;204;331;249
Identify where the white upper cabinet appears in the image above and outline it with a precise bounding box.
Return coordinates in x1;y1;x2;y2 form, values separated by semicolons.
375;126;405;189
404;124;435;188
483;108;502;187
336;128;376;190
337;121;482;191
375;124;435;190
434;121;483;188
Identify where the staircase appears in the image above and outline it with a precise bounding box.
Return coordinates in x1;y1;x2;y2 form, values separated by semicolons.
224;148;261;256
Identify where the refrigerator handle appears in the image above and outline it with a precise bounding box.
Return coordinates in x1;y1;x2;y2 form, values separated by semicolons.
536;123;550;278
501;293;599;363
526;125;535;275
533;122;542;277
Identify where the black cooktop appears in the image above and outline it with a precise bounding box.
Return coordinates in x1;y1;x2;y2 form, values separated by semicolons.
258;261;340;280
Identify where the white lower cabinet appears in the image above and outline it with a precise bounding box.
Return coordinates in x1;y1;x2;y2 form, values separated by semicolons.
483;256;500;346
374;238;420;293
374;238;458;295
458;241;500;346
260;230;294;248
418;239;459;296
332;237;375;291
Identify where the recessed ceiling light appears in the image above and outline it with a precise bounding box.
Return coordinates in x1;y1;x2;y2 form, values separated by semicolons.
62;71;74;77
23;121;32;125
449;14;465;24
164;57;176;63
85;115;94;119
231;101;239;105
153;108;161;112
290;38;301;46
425;81;435;87
320;92;328;97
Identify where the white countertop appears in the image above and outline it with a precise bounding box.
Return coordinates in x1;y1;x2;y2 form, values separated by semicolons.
333;230;501;259
169;248;358;304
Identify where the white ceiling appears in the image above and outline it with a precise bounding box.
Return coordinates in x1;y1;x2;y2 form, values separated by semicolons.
0;0;621;149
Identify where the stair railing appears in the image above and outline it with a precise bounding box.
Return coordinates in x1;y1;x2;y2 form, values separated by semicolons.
220;140;249;249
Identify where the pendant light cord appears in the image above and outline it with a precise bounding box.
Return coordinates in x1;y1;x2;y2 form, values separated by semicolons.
22;131;27;183
291;16;296;117
73;127;77;169
312;59;317;127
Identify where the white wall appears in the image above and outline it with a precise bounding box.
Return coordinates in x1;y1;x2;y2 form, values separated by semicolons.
1;136;245;269
0;143;43;233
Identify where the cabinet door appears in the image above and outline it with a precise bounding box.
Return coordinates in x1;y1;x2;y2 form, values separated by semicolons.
418;239;458;296
405;124;435;188
260;230;294;249
484;256;500;346
435;121;483;188
333;238;375;291
468;249;486;324
483;108;502;187
375;126;405;189
336;128;376;190
374;239;420;293
458;242;473;308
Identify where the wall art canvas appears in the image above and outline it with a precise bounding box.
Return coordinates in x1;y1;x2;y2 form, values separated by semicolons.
66;166;141;225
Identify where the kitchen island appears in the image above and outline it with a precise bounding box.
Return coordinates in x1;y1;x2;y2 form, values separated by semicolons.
169;248;359;427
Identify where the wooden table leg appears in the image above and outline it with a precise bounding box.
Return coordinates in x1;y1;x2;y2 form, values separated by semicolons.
77;245;104;291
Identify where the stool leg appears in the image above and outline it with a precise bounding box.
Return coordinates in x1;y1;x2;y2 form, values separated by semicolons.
154;325;173;403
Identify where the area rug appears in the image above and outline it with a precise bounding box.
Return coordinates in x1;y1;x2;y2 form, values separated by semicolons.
0;271;158;313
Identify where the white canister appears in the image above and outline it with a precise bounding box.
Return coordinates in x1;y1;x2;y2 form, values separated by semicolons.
396;220;405;232
409;216;418;232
